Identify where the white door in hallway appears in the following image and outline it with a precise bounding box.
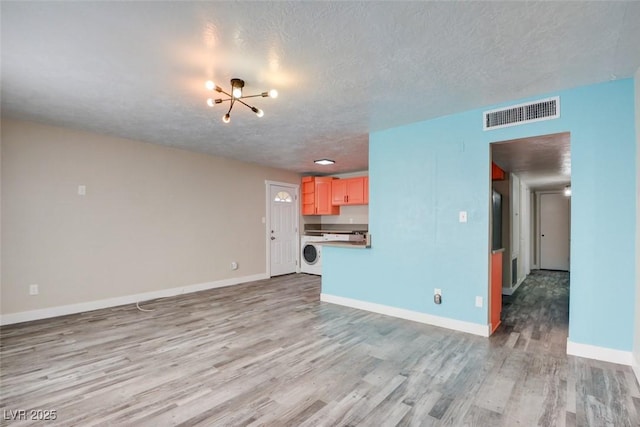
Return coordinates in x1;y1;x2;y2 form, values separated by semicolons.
540;192;570;271
269;184;298;276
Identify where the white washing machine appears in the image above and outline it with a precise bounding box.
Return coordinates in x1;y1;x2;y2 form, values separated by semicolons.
300;235;322;275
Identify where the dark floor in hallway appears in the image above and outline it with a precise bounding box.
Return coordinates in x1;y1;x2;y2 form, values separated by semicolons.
497;269;570;357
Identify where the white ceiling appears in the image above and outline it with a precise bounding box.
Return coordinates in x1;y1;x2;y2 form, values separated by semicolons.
2;2;639;175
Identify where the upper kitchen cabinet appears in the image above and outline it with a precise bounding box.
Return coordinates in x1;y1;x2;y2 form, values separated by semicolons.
301;176;340;215
332;177;366;206
492;162;506;181
364;176;369;204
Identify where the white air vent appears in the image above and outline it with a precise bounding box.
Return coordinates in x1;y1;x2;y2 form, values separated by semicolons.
483;96;559;131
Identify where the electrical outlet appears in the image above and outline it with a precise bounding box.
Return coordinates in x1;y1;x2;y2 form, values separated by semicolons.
230;261;239;270
433;289;442;304
78;185;86;196
29;284;39;295
475;296;483;308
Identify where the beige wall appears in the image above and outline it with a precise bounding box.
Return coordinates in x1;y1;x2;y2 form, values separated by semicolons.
1;119;299;315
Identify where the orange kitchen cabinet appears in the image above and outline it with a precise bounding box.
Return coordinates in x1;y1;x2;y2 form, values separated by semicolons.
301;176;316;215
492;162;506;181
331;179;347;205
301;176;340;215
364;176;369;204
331;177;366;205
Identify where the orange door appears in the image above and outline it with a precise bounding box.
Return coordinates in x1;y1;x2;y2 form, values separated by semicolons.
345;177;365;204
331;179;347;206
316;177;339;214
490;251;503;334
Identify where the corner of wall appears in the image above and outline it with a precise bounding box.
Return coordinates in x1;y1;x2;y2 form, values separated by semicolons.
633;66;640;384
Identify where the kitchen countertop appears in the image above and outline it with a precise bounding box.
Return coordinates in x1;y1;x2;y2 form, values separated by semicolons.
320;241;370;249
303;230;367;235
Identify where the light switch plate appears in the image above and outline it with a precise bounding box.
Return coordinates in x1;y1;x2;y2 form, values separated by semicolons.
475;296;483;307
459;211;467;223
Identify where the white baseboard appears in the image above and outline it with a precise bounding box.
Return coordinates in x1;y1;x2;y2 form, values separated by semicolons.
320;293;489;337
0;273;268;326
567;339;633;365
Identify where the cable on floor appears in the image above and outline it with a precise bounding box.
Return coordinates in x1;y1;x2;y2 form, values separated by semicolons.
136;301;155;312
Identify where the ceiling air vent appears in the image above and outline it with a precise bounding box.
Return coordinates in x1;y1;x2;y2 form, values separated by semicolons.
483;96;559;131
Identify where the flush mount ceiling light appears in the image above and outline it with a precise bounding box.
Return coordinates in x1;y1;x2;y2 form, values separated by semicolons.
314;159;335;165
205;78;278;124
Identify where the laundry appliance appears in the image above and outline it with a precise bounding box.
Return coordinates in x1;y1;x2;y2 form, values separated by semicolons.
300;235;323;275
300;233;366;275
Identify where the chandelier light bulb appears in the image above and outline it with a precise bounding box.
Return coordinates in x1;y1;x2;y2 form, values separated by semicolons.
205;80;215;90
206;98;214;107
222;114;231;123
232;87;242;98
268;89;278;98
256;108;264;118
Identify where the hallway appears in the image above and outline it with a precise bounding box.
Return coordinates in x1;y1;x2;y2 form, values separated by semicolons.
499;270;570;357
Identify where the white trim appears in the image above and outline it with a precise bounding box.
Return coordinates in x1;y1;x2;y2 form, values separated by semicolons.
0;273;267;326
633;353;640;385
321;293;489;337
265;180;300;277
501;275;526;296
567;340;633;365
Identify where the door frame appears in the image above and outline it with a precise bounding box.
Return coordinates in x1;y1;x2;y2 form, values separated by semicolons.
265;180;300;277
488;132;571;335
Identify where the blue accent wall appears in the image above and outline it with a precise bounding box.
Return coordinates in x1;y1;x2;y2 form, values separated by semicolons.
323;79;637;351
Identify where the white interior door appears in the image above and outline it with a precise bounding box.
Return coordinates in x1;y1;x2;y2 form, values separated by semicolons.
540;192;570;270
269;184;298;276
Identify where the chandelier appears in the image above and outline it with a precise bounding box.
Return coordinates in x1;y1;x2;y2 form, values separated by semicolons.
205;78;278;123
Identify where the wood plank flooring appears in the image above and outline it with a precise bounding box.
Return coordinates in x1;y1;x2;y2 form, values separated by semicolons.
1;271;638;426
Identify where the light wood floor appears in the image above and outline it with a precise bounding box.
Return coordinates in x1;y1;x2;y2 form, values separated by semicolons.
1;272;638;426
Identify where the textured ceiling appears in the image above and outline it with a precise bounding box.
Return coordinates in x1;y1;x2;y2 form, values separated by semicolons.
2;2;639;175
492;132;571;191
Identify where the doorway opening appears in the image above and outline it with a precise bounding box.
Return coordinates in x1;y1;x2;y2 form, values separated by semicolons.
488;132;571;349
